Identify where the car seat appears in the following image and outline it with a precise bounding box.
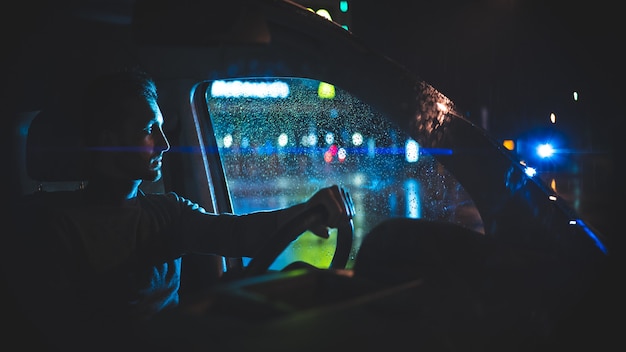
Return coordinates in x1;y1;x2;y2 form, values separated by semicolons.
23;103;87;193
20;99;219;300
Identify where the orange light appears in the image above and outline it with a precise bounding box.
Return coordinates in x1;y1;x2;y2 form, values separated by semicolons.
324;150;333;163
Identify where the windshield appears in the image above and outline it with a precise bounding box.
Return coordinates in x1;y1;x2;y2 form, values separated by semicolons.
205;78;483;269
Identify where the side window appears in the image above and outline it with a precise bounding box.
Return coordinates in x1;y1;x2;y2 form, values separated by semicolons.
206;78;483;269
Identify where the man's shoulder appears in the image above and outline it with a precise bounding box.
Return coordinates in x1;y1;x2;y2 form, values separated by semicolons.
140;191;207;213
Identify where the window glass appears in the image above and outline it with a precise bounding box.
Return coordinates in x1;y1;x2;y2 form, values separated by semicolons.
206;78;483;269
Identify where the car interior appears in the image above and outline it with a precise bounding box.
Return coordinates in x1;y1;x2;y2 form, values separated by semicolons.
5;0;614;350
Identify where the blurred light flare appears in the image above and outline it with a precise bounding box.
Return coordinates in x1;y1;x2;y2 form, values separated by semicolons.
220;127;454;167
337;147;347;162
405;179;421;219
324;150;333;163
405;139;419;163
278;133;288;147
223;133;233;148
351;132;363;146
317;82;336;99
315;9;332;20
367;138;375;157
524;166;537;177
351;172;365;187
537;143;555;158
308;133;318;146
325;132;334;145
436;102;449;114
210;80;289;98
340;1;348;12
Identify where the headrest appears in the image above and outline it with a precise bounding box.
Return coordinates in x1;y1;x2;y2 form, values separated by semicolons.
26;105;86;182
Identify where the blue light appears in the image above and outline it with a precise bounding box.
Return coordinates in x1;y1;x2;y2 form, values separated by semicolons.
573;219;608;255
524;166;537;177
340;1;348;12
405;139;419;163
536;143;555;158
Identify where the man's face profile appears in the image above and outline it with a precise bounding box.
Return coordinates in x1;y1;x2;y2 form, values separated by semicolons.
93;98;170;182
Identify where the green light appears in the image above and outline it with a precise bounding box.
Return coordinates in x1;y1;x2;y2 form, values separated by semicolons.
269;229;338;270
340;1;348;12
318;82;336;99
342;25;349;30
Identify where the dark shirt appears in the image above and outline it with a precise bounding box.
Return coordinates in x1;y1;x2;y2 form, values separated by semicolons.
9;189;288;350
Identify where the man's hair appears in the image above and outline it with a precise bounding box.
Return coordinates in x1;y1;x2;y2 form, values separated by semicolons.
82;68;158;143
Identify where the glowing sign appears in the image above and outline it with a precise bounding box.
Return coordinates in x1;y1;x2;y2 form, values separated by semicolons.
210;80;289;98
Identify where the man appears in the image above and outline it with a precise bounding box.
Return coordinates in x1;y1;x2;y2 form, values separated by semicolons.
10;68;353;350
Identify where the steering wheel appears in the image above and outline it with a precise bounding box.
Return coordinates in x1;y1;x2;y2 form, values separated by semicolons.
243;203;354;277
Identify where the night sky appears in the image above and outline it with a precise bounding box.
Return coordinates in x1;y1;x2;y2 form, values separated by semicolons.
349;0;623;149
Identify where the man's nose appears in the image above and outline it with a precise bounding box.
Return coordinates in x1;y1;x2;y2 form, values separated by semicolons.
157;127;171;153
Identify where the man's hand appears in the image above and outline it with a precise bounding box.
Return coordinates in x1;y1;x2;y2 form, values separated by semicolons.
306;185;355;238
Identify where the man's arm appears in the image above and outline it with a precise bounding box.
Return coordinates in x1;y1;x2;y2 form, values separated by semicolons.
175;185;353;257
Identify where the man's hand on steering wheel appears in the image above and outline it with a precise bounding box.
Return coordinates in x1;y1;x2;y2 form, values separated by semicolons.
305;185;355;239
244;185;355;277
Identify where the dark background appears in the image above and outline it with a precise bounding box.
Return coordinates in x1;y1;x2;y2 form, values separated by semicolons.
350;2;625;344
350;0;622;145
348;0;624;254
2;0;624;348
